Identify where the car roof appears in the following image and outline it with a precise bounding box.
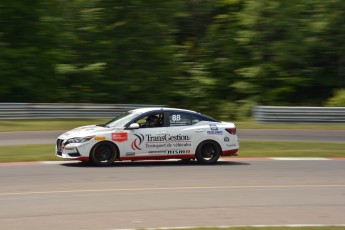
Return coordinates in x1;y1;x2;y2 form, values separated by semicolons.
130;107;199;114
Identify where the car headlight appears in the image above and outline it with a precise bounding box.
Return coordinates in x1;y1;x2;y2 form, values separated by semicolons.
67;136;95;143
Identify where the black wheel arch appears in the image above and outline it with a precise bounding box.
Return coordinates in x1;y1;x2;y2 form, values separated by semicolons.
90;141;120;160
197;139;222;152
195;139;222;164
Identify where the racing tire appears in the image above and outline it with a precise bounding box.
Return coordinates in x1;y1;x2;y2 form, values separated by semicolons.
195;140;221;164
90;143;116;167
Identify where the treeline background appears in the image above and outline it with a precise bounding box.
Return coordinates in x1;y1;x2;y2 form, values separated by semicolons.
1;0;345;119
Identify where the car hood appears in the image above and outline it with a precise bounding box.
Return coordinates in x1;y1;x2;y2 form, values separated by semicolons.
58;125;119;139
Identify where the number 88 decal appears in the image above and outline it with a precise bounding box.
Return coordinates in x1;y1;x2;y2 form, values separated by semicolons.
171;114;181;122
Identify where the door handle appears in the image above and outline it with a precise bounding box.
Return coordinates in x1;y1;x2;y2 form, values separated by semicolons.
195;129;204;133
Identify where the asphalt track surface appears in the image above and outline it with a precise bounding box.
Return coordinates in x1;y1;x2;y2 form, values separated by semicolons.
0;129;344;146
0;128;344;229
0;159;344;230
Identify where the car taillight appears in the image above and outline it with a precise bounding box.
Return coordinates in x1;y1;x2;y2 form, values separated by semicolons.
225;128;236;135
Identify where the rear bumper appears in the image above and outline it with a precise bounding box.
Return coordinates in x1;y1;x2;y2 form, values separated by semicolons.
221;149;239;156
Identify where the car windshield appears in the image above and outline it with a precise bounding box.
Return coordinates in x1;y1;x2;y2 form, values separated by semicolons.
104;111;140;127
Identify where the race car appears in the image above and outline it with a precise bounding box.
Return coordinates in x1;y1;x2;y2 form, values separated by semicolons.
56;107;239;166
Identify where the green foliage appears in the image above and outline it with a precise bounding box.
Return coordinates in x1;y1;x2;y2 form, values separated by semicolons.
326;89;345;106
1;0;345;116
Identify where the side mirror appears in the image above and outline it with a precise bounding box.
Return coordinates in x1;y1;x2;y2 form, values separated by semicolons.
128;123;140;129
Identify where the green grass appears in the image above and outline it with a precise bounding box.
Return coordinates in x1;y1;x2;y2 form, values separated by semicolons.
1;118;345;132
0;140;343;163
0;144;60;162
239;140;345;158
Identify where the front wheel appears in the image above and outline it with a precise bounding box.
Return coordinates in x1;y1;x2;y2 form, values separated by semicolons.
195;140;221;164
90;143;116;166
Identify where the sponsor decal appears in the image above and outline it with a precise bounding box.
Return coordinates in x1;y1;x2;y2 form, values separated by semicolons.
224;137;230;142
146;143;166;149
64;147;75;151
126;152;135;156
226;144;237;147
94;136;106;141
171;114;181;122
148;150;167;154
112;132;128;142
167;150;190;154
207;130;223;135
131;134;144;150
131;133;191;151
209;124;218;130
172;142;191;147
146;134;190;142
170;114;187;125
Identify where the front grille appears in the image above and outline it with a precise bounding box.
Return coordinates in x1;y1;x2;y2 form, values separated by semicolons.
56;139;64;152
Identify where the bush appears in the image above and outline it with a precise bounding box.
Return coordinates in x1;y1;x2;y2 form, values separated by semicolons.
326;89;345;106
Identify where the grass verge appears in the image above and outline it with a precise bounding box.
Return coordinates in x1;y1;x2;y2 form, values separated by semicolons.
1;118;345;132
0;140;344;163
0;144;58;162
239;140;345;158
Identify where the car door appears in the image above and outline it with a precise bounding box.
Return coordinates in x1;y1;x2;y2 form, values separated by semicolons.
165;111;204;156
125;112;168;157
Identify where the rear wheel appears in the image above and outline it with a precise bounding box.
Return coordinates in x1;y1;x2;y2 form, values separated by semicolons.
195;140;221;164
90;143;116;166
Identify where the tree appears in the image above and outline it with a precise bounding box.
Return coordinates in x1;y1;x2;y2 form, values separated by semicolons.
88;0;185;104
0;0;62;102
1;0;345;118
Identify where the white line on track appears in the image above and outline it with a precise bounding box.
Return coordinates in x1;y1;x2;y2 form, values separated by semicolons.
269;157;331;160
0;184;344;197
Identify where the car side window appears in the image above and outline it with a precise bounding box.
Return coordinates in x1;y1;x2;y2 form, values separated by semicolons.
135;112;164;128
168;112;201;127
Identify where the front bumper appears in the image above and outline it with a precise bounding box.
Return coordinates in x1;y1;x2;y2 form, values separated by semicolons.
56;138;89;160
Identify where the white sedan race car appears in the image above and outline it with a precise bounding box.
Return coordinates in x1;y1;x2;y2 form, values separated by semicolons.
56;107;239;166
